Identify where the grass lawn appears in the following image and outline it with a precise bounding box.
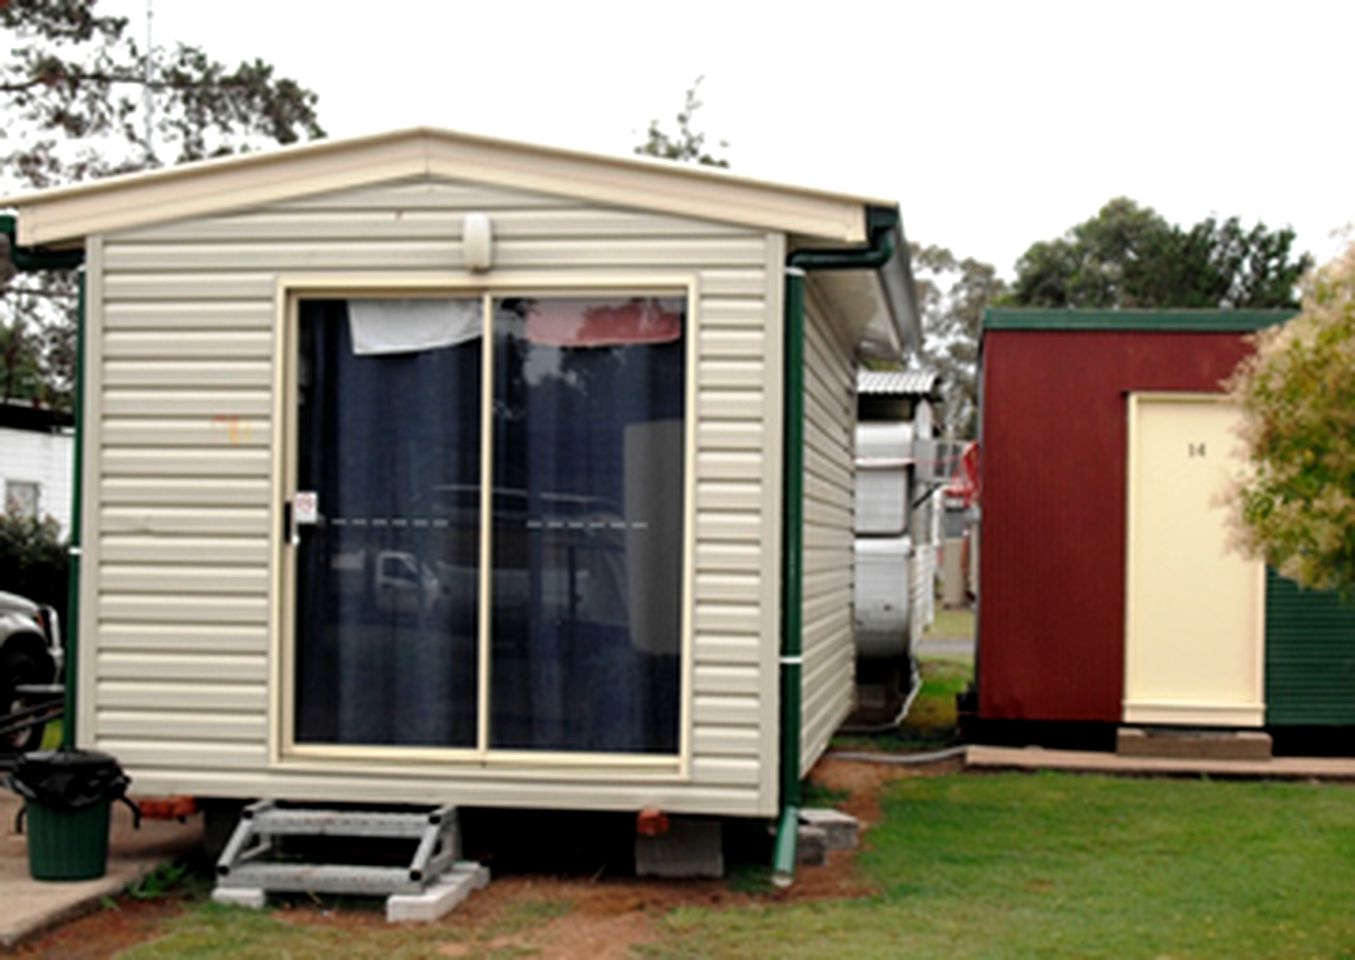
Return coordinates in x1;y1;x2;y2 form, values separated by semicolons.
900;656;970;730
99;773;1355;959
834;655;973;752
645;773;1355;959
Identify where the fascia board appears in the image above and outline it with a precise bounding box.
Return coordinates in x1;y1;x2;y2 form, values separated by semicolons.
8;127;884;247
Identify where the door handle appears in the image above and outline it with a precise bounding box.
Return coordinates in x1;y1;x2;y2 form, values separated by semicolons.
283;501;299;547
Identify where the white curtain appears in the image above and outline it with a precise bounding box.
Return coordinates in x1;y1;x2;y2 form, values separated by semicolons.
348;299;481;355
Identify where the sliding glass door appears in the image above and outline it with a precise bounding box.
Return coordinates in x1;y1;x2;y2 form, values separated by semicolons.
490;297;684;754
289;291;685;758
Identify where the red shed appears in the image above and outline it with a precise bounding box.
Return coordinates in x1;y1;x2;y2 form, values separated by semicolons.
971;307;1352;744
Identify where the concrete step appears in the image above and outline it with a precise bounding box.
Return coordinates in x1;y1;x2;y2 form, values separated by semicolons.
387;862;490;923
799;808;860;850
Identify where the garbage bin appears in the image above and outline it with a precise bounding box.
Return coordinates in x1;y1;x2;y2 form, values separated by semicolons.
5;749;138;881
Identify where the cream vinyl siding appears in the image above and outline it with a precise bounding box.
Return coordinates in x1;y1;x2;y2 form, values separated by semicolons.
799;280;857;773
80;175;785;817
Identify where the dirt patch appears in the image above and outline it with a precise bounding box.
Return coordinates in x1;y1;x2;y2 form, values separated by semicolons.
812;754;962;830
13;758;949;959
11;897;184;959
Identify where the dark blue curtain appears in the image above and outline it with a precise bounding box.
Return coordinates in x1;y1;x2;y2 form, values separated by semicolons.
294;300;481;747
490;298;683;753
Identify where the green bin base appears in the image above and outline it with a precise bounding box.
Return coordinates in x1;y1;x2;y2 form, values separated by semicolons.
25;802;111;881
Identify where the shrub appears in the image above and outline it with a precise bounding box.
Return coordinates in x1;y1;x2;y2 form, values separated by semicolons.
0;511;68;611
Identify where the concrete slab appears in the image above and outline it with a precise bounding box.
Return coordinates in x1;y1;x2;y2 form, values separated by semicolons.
794;825;827;866
385;862;488;923
799;808;859;850
453;860;491;891
0;792;203;949
965;745;1355;781
212;886;266;910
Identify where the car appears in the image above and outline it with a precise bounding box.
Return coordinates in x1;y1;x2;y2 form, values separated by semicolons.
0;590;62;753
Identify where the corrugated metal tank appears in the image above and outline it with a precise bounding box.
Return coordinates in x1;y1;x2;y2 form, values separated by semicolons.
855;422;913;534
854;536;911;658
1265;570;1355;726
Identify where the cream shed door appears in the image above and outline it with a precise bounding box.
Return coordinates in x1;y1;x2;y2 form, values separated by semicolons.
1123;395;1264;727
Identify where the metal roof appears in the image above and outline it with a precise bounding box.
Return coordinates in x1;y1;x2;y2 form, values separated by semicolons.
857;369;941;396
983;308;1297;333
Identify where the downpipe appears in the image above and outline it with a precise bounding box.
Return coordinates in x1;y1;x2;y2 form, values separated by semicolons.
772;266;807;888
772;208;902;886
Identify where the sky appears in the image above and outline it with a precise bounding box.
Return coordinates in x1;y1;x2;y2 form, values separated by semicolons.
102;0;1351;277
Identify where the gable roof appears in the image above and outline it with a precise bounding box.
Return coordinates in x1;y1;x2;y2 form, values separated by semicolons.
4;126;895;248
4;126;918;359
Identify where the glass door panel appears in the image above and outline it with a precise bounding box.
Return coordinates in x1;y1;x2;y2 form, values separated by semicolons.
293;298;482;747
489;296;685;753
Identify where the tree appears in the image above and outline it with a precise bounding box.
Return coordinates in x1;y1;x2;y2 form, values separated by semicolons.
1227;242;1355;594
634;76;729;168
910;244;1005;437
1006;197;1312;309
1;0;325;408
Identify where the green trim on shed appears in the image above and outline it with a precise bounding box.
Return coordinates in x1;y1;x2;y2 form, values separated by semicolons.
1265;569;1355;726
983;308;1297;333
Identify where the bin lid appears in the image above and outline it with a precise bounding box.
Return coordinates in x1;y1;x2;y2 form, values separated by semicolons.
6;748;130;810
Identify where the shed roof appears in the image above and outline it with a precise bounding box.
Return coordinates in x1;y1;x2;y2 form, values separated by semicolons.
983;308;1298;333
857;368;941;396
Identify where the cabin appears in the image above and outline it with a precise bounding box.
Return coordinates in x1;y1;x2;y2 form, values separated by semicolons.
0;400;73;534
2;128;919;876
974;308;1355;750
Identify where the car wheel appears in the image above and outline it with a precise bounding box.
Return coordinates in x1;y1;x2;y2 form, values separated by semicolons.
2;651;47;754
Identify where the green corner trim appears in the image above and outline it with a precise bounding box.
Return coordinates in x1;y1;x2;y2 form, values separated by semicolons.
983;308;1298;333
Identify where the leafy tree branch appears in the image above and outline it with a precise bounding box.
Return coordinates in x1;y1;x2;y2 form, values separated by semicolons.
635;76;729;169
1228;242;1355;594
1;0;325;408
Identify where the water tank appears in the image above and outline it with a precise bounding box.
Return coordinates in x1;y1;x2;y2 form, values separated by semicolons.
854;535;911;658
855;421;913;535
